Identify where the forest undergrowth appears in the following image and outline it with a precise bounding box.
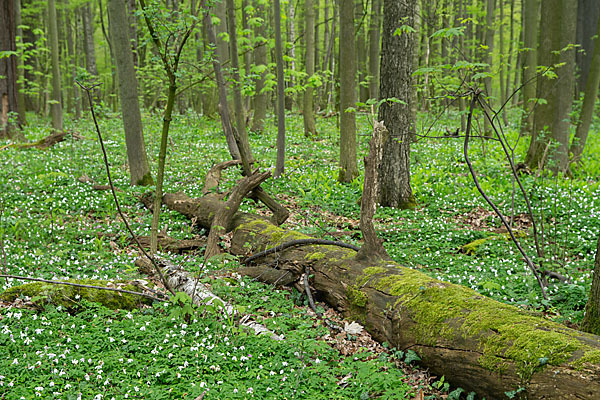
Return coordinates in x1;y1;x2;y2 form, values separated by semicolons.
0;108;599;399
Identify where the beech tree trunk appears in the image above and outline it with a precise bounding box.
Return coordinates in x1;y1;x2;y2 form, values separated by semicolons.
367;0;381;101
520;0;538;136
48;0;63;132
378;0;416;209
157;191;600;400
0;0;20;137
250;1;268;133
338;0;358;183
303;0;317;137
274;0;286;177
570;12;600;165
107;0;153;186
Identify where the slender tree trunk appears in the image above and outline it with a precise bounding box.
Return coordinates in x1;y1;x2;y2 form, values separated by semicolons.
286;0;296;111
107;0;153;186
520;0;538;136
0;0;20;138
303;0;317;136
205;13;241;160
576;0;600;96
241;0;252;113
314;0;319;78
48;0;63;132
14;0;26;127
250;1;268;133
368;0;381;101
504;0;515;106
82;3;98;78
338;0;358;183
499;0;506;111
483;0;496;135
226;0;253;174
570;13;600;165
582;234;600;335
274;0;286;177
126;0;138;67
355;0;368;103
378;0;416;209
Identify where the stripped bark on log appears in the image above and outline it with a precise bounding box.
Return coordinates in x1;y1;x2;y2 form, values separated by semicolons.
156;191;600;399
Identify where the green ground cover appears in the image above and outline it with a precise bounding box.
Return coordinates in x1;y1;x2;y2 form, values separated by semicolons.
0;109;599;398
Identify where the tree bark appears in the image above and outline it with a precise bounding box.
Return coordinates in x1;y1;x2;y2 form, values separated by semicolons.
525;0;577;172
157;191;600;400
582;235;600;335
355;0;368;103
520;0;538;136
570;12;600;165
107;0;153;186
0;0;20;138
338;0;358;183
225;0;253;174
274;0;286;178
367;0;381;101
82;4;98;79
48;0;63;132
250;1;268;133
378;0;416;209
576;0;600;95
303;0;317;137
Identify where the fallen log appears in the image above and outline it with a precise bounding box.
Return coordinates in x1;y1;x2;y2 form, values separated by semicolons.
158;191;600;399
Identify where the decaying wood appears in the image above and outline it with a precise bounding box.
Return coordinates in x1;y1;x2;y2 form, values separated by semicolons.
205;170;271;259
135;256;283;340
156;191;600;399
202;160;242;194
357;120;390;261
0;131;68;150
131;234;205;253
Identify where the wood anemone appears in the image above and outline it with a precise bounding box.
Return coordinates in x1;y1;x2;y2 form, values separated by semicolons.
157;191;600;399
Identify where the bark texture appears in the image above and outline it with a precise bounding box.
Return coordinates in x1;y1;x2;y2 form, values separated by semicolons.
107;0;153;186
378;0;416;209
570;12;600;164
367;0;381;101
250;2;268;133
0;0;19;137
303;0;316;137
48;0;63;132
338;0;358;183
520;0;538;136
582;235;600;335
526;0;577;172
157;191;600;399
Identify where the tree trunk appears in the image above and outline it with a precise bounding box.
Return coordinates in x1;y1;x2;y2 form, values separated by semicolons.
82;3;98;79
582;235;600;335
0;0;20;138
520;0;538;136
526;0;577;172
367;0;381;101
250;1;268;133
158;191;600;400
226;0;253;174
570;13;600;165
303;0;317;137
483;0;495;135
378;0;416;209
14;0;26;127
241;0;252;113
48;0;63;132
274;0;286;177
338;0;358;183
355;0;368;103
107;0;154;186
286;0;296;111
576;0;600;96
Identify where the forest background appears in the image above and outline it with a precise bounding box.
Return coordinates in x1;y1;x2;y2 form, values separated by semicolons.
1;0;600;398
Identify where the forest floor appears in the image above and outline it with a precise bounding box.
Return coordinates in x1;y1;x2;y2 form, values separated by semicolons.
0;109;599;399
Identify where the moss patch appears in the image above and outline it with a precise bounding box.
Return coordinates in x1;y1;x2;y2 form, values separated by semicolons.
346;286;368;308
0;280;152;310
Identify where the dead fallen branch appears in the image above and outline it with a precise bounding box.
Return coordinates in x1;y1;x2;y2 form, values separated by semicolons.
0;131;69;150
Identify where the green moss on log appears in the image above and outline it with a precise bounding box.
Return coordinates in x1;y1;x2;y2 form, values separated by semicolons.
0;279;152;310
370;268;594;381
346;285;368;307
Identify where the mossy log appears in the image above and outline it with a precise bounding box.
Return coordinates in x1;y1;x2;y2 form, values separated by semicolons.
0;279;153;310
160;192;600;399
